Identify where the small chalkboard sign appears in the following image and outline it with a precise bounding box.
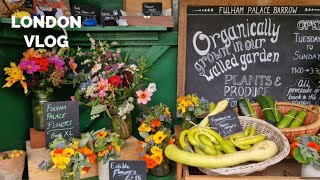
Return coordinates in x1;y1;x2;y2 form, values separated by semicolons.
109;160;147;180
142;2;162;16
100;9;122;25
71;4;100;24
209;110;242;137
44;101;80;147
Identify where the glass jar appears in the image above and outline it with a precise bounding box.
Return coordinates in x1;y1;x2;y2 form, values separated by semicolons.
150;156;170;177
60;171;74;180
32;91;53;131
111;113;132;140
181;112;197;130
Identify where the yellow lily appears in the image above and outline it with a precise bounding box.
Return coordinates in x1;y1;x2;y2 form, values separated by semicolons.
2;62;28;94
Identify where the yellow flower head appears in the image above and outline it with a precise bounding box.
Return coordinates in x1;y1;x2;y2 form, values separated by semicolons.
98;149;109;157
153;131;167;144
97;131;108;139
164;107;171;119
52;154;70;170
151;154;163;165
138;123;151;132
73;140;79;149
177;99;192;114
177;96;186;103
2;62;28;94
62;148;74;157
191;94;199;107
145;135;153;142
151;146;163;155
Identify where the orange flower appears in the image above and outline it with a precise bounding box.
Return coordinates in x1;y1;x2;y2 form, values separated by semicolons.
145;156;158;169
290;141;299;156
77;146;93;155
108;145;113;151
168;138;175;145
54;148;64;154
23;48;41;60
137;140;143;151
307;142;320;151
151;118;161;128
82;167;91;173
87;153;96;165
98;149;109;157
151;154;163;165
97;131;107;139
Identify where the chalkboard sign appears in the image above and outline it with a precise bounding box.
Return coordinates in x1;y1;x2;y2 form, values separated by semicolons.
142;2;162;16
44;101;80;147
71;4;100;24
177;1;320;111
109;160;147;180
100;9;122;24
209;110;242;137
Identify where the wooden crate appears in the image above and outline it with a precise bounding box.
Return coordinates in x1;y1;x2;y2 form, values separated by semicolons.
26;136;140;180
174;125;302;180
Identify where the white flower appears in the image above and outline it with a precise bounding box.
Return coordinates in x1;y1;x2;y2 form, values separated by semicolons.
118;63;125;68
91;64;102;74
128;97;134;103
85;85;97;97
111;42;118;46
116;48;121;53
147;83;157;93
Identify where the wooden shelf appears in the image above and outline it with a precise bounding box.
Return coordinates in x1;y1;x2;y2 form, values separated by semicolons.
26;136;140;180
0;17;168;32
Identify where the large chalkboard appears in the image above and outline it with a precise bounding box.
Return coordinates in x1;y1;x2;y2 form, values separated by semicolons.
44;101;80;147
178;1;320;110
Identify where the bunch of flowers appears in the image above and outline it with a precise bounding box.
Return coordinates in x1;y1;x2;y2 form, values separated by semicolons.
92;129;125;164
38;134;96;180
73;34;150;120
176;94;211;117
137;128;175;169
2;47;77;94
291;134;320;168
137;103;172;137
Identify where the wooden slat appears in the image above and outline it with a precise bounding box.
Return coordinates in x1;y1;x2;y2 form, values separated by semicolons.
123;0;173;16
26;136;140;180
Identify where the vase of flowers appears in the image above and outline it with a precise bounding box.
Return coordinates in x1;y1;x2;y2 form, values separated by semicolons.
73;34;152;139
137;106;174;177
91;129;124;180
177;94;212;130
2;48;78;130
38;134;96;180
291;134;320;178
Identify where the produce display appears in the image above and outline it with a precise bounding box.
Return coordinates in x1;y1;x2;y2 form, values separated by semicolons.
0;150;25;160
165;99;279;169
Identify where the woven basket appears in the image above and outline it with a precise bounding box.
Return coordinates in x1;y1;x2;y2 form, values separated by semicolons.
0;150;26;180
235;102;320;143
0;0;25;17
198;116;290;176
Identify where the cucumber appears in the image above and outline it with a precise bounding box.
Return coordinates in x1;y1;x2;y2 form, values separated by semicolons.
256;95;276;123
265;95;282;123
245;99;258;118
290;110;308;128
277;109;298;128
238;98;250;116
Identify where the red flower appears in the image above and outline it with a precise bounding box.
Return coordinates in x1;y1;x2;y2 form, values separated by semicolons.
151;118;161;128
87;153;96;165
35;57;50;72
122;71;133;87
82;167;91;173
108;75;122;87
307;142;320;151
290;142;299;156
54;148;64;154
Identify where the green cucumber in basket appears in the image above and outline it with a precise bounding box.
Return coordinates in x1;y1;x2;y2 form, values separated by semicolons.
265;95;282;123
289;110;308;128
238;98;250;116
277;109;298;128
245;99;258;118
257;95;276;123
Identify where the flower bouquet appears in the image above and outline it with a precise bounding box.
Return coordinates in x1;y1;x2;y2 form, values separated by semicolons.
2;47;78;130
137;104;174;176
176;94;213;129
291;134;320;178
91;129;125;180
38;134;96;180
73;34;151;139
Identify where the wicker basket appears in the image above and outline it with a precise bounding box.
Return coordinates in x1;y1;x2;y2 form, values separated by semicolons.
0;0;25;17
198;116;290;176
235;102;320;143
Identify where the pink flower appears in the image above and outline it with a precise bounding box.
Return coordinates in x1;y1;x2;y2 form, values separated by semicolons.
48;55;65;70
68;57;78;75
18;59;40;74
98;90;106;98
71;96;76;101
136;89;153;104
97;78;109;92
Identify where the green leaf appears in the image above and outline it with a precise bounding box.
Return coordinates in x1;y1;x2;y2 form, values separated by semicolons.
90;104;107;115
293;147;310;164
79;137;89;147
105;108;112;119
209;102;216;112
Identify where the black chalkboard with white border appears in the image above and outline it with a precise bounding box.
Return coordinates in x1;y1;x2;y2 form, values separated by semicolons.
44;101;80;147
109;160;147;180
142;2;162;16
209;110;242;137
179;5;320;109
71;4;100;24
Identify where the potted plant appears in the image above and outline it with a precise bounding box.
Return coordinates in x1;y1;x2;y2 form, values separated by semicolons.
291;134;320;178
73;34;152;139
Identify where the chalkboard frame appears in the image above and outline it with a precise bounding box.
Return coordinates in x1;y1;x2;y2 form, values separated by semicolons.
177;0;320;117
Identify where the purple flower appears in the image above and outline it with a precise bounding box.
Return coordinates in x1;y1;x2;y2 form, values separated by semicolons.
105;50;112;59
19;59;40;74
159;115;165;121
48;55;65;70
